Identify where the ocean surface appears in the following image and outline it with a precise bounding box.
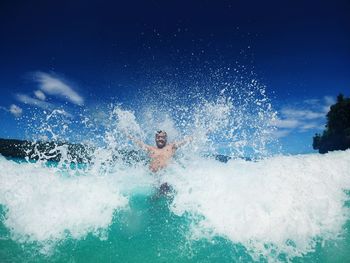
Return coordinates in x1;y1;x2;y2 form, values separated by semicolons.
1;150;350;263
1;76;349;262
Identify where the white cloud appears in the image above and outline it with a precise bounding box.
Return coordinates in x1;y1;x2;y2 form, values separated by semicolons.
281;108;324;120
271;118;299;129
16;93;53;109
34;89;46;101
274;96;335;137
324;96;335;106
9;104;23;117
299;122;322;131
0;104;23;118
15;94;73;118
322;96;335;113
271;129;291;138
35;72;84;106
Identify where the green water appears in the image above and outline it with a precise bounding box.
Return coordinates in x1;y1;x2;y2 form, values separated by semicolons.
1;194;350;263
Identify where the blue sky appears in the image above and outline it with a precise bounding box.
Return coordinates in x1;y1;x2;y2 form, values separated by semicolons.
0;0;349;154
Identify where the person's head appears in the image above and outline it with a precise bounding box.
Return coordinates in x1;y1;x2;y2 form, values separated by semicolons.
155;130;167;148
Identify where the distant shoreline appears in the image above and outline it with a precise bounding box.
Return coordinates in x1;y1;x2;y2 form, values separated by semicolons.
0;138;92;162
0;138;237;163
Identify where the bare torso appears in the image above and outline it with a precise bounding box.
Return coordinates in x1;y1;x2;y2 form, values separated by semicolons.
148;144;176;172
127;132;191;173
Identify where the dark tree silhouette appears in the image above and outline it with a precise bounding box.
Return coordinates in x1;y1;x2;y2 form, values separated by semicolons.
313;94;350;153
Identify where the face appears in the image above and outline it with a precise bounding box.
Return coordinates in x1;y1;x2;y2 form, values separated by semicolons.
155;132;167;148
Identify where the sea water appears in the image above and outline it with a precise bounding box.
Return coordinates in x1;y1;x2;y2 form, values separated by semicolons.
0;151;350;262
1;73;350;262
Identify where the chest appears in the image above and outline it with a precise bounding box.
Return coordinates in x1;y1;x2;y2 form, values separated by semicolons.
150;147;174;159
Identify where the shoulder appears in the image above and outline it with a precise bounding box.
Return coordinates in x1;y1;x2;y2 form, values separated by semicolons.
146;145;156;152
169;143;178;150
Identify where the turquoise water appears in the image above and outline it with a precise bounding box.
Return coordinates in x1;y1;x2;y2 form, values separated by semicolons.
1;151;350;262
0;194;248;262
1;194;350;263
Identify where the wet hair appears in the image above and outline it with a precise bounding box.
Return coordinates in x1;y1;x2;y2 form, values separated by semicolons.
155;130;167;138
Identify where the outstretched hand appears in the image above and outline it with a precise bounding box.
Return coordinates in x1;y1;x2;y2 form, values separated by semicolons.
206;128;213;136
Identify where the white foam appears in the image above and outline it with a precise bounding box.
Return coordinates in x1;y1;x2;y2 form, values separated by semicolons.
1;148;350;261
165;150;350;260
0;157;128;243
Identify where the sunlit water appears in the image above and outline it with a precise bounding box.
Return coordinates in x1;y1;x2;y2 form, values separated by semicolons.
1;73;350;262
1;151;350;262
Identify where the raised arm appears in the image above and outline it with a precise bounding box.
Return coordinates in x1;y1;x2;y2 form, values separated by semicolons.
127;135;152;152
173;129;212;149
173;136;193;149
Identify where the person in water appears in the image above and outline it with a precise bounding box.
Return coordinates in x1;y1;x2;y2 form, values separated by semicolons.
127;130;192;172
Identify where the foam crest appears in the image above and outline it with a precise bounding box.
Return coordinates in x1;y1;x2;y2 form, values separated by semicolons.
165;150;350;260
0;157;128;243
